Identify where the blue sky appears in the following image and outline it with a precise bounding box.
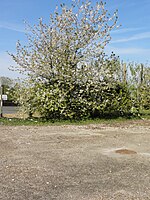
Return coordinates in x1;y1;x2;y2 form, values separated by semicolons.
0;0;150;78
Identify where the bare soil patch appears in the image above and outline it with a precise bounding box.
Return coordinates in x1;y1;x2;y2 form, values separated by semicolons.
115;149;137;155
0;120;150;200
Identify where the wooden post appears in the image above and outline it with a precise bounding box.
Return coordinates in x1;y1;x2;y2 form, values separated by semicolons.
123;63;127;84
140;63;144;85
139;63;144;111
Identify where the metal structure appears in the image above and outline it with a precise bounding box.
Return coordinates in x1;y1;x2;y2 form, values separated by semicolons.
0;78;3;117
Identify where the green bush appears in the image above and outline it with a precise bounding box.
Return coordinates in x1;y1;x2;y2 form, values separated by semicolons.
21;80;132;120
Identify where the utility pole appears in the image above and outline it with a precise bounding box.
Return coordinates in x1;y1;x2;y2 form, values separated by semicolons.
0;79;3;118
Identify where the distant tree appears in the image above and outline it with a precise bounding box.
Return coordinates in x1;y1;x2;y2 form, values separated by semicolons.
0;76;17;103
127;63;150;112
0;76;13;86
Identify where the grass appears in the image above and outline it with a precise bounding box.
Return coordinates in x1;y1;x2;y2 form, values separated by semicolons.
0;113;149;126
0;108;149;126
140;109;150;119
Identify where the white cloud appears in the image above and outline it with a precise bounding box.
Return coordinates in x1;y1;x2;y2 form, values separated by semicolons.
0;21;26;33
111;32;150;43
110;47;150;55
111;27;144;34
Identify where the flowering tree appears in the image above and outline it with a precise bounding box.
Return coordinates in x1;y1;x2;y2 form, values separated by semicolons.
10;0;131;119
10;0;118;80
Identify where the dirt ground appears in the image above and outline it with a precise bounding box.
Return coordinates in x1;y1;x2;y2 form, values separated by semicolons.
0;120;150;200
